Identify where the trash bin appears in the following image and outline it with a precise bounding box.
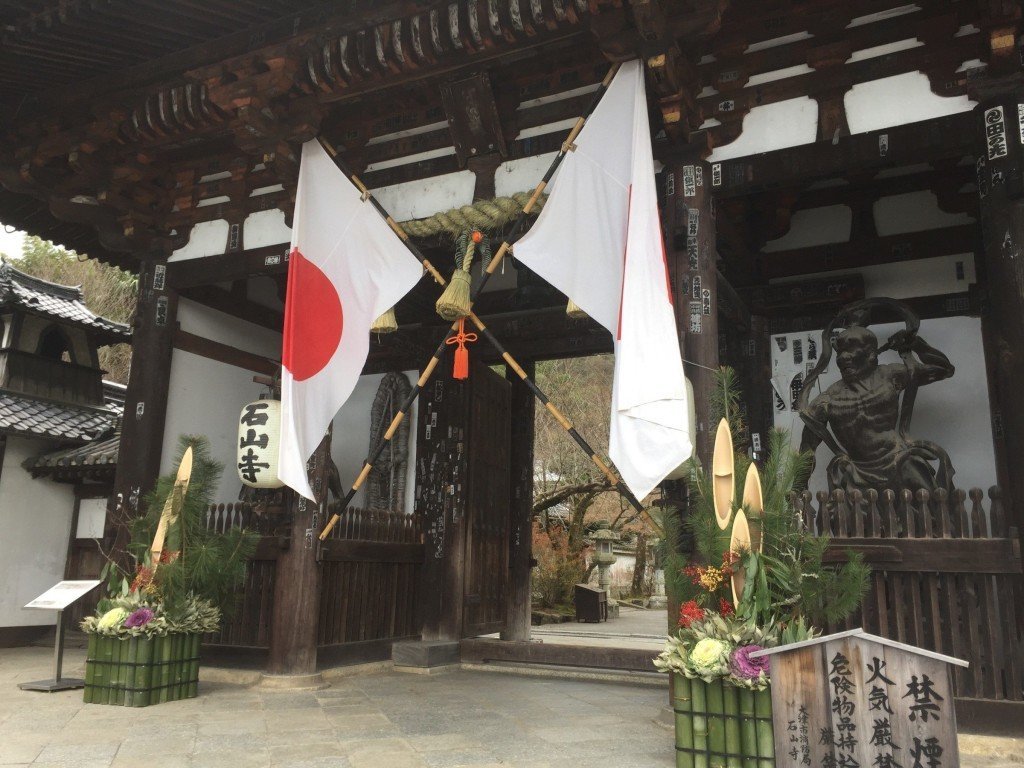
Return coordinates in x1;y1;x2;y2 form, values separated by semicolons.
574;583;608;623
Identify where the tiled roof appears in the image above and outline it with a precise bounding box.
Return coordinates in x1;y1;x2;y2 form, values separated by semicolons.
0;391;118;441
26;425;120;479
0;262;131;343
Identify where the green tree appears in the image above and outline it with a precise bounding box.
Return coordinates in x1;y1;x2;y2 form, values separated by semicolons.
8;236;136;383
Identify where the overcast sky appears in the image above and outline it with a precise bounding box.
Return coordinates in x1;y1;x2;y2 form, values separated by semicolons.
0;225;26;259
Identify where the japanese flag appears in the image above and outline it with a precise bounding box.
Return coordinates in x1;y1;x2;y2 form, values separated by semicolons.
279;140;422;500
514;60;691;500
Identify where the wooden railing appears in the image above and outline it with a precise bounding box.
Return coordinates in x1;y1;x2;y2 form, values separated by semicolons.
203;503;422;652
792;486;1024;702
0;349;104;405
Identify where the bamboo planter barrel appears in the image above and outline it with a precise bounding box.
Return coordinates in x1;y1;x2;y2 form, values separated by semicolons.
672;673;774;768
83;633;201;707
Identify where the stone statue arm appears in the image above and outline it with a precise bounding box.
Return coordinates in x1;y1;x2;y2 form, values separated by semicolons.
886;330;955;386
798;390;832;464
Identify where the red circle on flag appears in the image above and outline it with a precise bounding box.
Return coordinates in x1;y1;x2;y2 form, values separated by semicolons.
282;249;343;381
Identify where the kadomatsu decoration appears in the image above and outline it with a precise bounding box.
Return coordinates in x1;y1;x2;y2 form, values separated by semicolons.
655;367;869;768
82;436;257;706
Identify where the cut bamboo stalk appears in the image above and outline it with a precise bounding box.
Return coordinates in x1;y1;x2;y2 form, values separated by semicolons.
158;635;172;704
83;634;97;704
706;678;726;768
741;465;764;552
123;637;138;707
753;688;774;767
187;634;200;698
723;683;742;768
673;673;695;768
712;419;735;530
738;688;758;768
729;510;751;606
112;637;124;705
173;634;184;701
133;637;154;707
692;679;709;768
150;447;193;572
99;635;114;705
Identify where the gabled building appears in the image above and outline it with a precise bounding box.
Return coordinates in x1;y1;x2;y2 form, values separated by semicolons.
0;263;128;645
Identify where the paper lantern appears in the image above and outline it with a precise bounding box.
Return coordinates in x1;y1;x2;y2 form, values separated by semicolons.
712;418;734;530
742;464;765;553
664;376;698;481
729;509;751;606
237;399;284;489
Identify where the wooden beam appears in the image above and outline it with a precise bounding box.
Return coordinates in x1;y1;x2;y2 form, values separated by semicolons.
166;244;290;289
109;262;177;554
755;223;977;281
502;360;535;642
179;284;283;332
172;329;278;376
707;112;976;199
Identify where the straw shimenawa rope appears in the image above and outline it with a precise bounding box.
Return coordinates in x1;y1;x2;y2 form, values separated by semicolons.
399;191;546;240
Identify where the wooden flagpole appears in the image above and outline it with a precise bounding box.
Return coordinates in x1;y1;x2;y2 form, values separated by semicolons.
317;62;662;540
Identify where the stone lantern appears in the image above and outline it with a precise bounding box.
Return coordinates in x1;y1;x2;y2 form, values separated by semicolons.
590;524;617;584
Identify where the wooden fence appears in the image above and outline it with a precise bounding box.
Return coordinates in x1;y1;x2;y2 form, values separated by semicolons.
203;502;422;654
793;486;1024;702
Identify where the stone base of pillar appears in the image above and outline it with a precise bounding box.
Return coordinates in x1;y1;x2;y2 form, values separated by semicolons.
392;640;460;669
257;672;328;690
647;595;668;609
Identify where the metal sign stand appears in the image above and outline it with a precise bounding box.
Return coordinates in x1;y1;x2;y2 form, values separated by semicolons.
18;609;83;692
17;579;101;693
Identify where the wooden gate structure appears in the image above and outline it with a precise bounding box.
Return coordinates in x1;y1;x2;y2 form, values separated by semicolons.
798;486;1024;721
2;0;1024;724
202;502;422;666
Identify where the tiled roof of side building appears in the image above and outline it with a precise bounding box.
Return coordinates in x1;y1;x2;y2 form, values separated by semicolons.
0;262;131;344
0;391;119;442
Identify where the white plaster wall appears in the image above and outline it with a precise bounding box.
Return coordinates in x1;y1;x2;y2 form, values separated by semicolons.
845;72;975;134
163;299;417;511
168;220;230;262
371;171;476;222
0;437;75;627
762;205;852;252
873;191;974;235
243;209;291;250
17;315;93;365
162;299;282;502
790;253;975;300
707;97;819;162
771;315;996;494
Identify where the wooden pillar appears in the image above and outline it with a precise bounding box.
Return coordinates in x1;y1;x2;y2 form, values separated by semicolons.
975;92;1024;533
666;157;720;468
502;360;535;641
109;261;177;548
416;376;470;642
266;433;329;677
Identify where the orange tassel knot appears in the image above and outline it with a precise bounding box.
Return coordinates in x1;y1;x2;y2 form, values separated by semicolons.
445;318;478;380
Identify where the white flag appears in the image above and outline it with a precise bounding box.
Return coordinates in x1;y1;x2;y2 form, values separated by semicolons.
514;60;691;500
279;140;422;500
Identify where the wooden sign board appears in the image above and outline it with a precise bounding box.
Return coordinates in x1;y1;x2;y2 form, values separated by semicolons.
751;629;968;768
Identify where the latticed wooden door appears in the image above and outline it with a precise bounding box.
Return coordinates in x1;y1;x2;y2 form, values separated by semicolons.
461;361;511;638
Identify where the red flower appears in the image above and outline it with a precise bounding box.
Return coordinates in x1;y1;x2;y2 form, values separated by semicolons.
719;598;735;617
678;600;705;628
130;566;154;593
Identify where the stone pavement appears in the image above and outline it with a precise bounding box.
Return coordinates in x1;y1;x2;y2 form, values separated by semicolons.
529;606;666;651
1;646;1021;768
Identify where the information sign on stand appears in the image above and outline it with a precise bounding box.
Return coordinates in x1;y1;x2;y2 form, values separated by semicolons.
751;629;968;768
18;580;102;692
